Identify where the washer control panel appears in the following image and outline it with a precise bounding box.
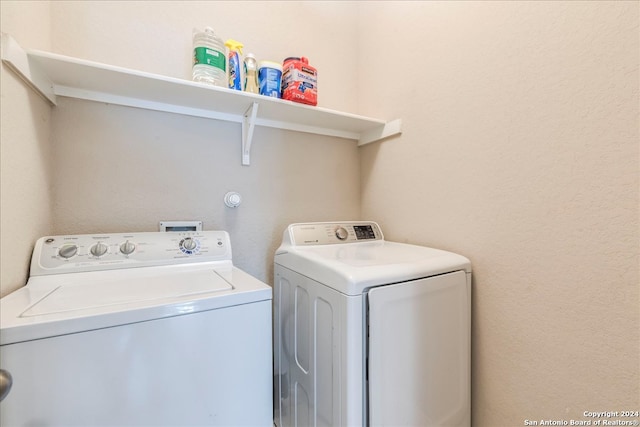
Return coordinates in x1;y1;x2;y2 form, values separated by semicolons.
31;231;231;276
287;222;383;246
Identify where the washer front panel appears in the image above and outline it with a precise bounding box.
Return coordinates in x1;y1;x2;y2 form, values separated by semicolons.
1;297;273;426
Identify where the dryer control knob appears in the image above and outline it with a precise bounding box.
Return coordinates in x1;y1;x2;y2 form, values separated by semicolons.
335;227;349;241
58;244;78;259
120;240;136;255
90;242;108;257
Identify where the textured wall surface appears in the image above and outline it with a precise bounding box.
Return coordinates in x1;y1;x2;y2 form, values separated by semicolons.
1;0;361;292
0;1;53;296
44;1;361;285
50;98;360;283
357;2;639;425
1;1;638;424
49;0;358;112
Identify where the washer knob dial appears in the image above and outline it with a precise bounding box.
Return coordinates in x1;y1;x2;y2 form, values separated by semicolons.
58;244;78;259
90;242;108;257
181;237;197;251
120;240;136;255
335;227;349;241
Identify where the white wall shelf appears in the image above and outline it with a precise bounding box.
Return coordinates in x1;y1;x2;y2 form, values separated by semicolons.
1;33;401;165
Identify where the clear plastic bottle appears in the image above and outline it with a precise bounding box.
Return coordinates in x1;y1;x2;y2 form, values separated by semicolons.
192;27;226;87
244;53;259;94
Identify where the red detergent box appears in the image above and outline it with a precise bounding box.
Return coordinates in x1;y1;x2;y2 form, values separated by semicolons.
282;56;317;106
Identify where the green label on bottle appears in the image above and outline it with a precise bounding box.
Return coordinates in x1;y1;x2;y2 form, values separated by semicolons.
193;47;226;72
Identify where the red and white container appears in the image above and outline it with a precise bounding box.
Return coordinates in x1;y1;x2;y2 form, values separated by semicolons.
281;56;317;106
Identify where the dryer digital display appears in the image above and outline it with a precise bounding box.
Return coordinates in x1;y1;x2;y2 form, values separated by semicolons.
354;225;376;240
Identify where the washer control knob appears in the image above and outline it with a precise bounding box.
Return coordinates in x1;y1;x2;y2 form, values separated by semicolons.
120;240;136;255
58;244;78;259
90;242;108;257
335;227;349;241
181;237;197;251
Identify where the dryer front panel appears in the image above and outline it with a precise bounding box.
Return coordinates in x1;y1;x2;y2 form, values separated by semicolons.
367;270;471;427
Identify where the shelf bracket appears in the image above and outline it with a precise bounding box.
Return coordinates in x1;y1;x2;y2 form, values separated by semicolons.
1;33;56;105
242;102;259;166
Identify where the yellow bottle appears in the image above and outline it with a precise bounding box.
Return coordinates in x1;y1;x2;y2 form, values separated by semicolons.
244;53;259;94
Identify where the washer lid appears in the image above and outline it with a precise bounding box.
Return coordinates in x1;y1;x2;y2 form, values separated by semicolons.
0;264;271;345
21;268;232;317
275;240;471;295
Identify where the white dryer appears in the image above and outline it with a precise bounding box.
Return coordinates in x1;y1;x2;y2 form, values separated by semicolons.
0;231;272;426
273;222;471;427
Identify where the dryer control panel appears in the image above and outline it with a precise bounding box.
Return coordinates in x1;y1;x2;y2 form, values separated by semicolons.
30;231;232;276
285;222;383;246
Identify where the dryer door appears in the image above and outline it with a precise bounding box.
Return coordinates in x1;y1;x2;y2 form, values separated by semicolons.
367;270;470;427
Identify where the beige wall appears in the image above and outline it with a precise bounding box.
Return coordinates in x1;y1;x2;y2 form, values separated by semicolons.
49;98;360;283
358;1;639;425
46;0;362;284
1;1;638;425
49;0;359;112
0;0;361;290
0;1;53;297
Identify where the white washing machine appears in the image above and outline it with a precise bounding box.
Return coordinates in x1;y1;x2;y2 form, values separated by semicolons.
0;231;272;426
273;222;471;427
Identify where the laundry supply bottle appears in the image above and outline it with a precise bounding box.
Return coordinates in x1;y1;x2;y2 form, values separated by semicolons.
225;39;244;90
282;56;317;105
243;53;259;94
258;60;283;98
192;27;226;87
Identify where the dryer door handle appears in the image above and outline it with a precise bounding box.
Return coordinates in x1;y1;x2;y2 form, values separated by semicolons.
0;369;12;402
